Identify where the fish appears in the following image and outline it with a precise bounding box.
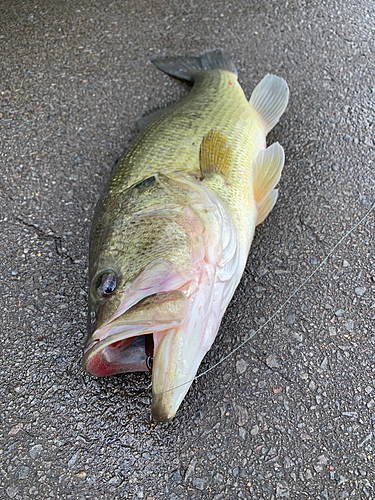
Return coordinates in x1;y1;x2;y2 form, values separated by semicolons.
82;49;289;422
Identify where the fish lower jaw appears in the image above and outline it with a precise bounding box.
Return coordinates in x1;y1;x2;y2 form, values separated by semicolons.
151;399;176;422
150;376;191;422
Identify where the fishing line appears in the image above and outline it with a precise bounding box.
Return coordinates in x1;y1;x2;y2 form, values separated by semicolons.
153;202;374;397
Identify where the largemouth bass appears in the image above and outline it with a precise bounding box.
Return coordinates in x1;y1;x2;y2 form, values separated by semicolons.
82;49;289;421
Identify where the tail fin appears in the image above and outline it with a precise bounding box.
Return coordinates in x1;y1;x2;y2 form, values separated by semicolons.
151;49;237;83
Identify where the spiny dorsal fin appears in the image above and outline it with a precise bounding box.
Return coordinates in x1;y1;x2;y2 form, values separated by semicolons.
253;142;285;225
249;74;289;134
199;129;233;182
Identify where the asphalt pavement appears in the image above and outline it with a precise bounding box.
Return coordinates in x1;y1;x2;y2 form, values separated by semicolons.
1;0;374;498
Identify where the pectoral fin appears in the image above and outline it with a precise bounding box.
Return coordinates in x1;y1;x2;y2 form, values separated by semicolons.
253;142;285;225
199;129;233;182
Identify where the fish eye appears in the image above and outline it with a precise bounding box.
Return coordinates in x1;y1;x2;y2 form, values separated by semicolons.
96;272;118;299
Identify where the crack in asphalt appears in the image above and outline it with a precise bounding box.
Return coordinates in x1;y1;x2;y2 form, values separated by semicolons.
16;217;76;264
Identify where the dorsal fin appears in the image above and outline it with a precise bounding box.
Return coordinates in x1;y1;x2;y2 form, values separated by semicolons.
249;74;289;134
199;129;233;182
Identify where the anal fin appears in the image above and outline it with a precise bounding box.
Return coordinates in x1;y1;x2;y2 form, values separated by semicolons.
253;142;285;225
256;190;278;225
199;129;233;182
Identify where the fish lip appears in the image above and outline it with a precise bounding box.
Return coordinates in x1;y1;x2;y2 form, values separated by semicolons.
83;339;100;355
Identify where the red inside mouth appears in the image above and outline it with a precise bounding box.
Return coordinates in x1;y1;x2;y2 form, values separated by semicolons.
84;334;154;377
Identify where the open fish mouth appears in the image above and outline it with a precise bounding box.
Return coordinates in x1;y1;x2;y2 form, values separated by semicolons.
82;333;153;377
82;290;189;378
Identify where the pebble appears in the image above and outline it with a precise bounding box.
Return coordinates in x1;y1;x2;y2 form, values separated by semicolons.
30;444;43;459
329;326;336;336
262;482;274;494
250;425;259;436
276;481;290;498
342;411;358;418
192;477;206;491
309;380;316;391
285;314;295;326
314;455;327;473
170;470;181;484
16;466;29;479
284;457;294;469
266;353;281;369
236;359;248;375
320;488;329;500
213;473;224;483
337;476;349;486
320;356;329;371
108;476;121;486
291;332;303;342
355;287;366;296
8;423;23;435
233;404;249;426
6;486;19;499
335;309;345;316
305;469;313;480
239;427;246;440
184;456;197;482
345;320;354;332
67;451;80;469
